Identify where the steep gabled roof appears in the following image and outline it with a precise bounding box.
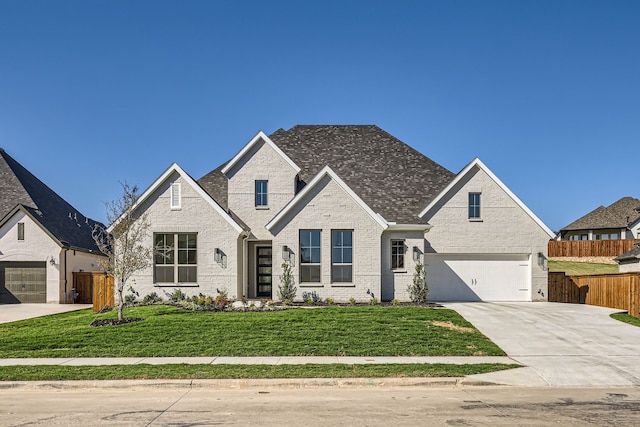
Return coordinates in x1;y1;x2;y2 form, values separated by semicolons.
109;163;246;234
269;125;454;224
0;148;103;252
419;158;555;238
561;197;640;232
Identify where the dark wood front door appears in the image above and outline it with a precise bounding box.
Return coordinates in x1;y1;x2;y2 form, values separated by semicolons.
256;247;272;298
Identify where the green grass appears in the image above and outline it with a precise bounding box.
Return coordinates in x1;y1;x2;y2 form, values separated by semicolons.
0;305;504;358
0;363;518;381
611;312;640;327
549;260;618;276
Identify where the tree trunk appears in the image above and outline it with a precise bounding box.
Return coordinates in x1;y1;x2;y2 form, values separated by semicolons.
117;279;125;321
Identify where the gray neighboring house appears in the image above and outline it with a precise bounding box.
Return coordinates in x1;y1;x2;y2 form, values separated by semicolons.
0;148;106;303
558;197;640;241
118;125;554;303
615;243;640;273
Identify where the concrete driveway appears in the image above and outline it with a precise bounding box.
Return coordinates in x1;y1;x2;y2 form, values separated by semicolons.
446;302;640;387
0;304;92;324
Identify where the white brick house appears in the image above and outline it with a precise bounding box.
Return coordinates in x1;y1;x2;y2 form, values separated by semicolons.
121;126;554;302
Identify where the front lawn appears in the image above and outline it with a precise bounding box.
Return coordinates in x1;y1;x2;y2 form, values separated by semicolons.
0;363;518;381
549;260;618;276
0;305;505;358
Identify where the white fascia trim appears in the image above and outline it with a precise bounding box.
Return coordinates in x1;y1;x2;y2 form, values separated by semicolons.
386;223;432;232
418;158;555;239
107;163;244;234
265;166;389;231
221;130;301;175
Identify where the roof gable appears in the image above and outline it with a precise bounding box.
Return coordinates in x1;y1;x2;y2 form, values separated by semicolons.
221;131;300;176
0;148;103;252
265;166;388;232
108;163;245;234
419;158;555;238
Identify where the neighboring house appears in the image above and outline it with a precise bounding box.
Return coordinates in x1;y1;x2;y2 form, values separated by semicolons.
118;125;554;303
0;148;106;303
615;242;640;273
558;197;640;241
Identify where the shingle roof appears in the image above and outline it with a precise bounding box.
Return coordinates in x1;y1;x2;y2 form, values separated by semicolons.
199;125;455;224
615;242;640;262
0;148;103;253
561;197;640;232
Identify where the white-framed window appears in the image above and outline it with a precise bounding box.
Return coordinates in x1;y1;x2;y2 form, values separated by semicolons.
17;222;24;241
154;233;197;284
300;230;321;283
332;230;353;283
391;239;405;270
170;183;181;209
468;192;481;220
255;180;268;207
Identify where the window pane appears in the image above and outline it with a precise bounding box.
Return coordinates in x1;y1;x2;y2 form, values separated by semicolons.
332;265;352;283
178;266;197;283
255;180;268;206
301;265;320;283
332;248;342;263
155;266;174;283
310;230;320;246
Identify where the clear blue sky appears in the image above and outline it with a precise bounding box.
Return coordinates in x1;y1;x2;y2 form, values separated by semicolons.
1;0;638;231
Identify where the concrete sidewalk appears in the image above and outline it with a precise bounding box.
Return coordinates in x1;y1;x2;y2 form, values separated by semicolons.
0;355;516;366
0;304;92;323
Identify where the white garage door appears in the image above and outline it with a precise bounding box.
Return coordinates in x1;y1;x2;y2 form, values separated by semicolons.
424;254;530;301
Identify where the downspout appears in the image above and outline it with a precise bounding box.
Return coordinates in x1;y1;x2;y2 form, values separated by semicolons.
242;233;249;298
61;241;69;304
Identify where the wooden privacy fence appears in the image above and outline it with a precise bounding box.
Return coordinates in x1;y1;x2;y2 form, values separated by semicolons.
548;239;639;258
548;272;640;317
72;272;114;312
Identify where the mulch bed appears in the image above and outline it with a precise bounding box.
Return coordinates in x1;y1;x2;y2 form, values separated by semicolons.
89;318;144;327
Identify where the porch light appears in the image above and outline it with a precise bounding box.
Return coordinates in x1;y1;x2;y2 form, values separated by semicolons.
413;246;421;262
537;252;547;270
282;245;289;262
49;257;57;266
214;248;221;263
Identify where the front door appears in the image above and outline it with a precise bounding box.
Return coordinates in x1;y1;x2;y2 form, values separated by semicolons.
256;247;272;298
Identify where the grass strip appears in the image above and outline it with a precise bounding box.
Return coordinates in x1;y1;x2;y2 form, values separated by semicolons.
611;312;640;327
548;260;618;276
0;363;519;381
0;306;505;358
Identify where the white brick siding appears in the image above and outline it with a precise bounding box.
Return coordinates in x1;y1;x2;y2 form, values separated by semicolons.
380;230;426;301
128;172;242;300
421;166;550;301
226;139;298;241
270;175;384;303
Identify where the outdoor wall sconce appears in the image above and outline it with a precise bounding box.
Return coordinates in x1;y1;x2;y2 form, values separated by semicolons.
214;248;227;268
413;246;422;263
537;252;547;271
282;245;289;261
49;257;57;266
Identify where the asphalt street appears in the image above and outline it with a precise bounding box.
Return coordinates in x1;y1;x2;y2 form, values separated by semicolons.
2;385;640;426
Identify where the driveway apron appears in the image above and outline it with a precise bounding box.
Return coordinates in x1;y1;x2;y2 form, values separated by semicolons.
446;302;640;387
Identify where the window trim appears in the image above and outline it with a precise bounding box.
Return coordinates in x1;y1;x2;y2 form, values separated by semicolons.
170;183;181;210
17;222;25;241
153;232;197;285
255;180;268;208
299;229;321;283
468;192;481;221
391;239;405;271
331;229;353;283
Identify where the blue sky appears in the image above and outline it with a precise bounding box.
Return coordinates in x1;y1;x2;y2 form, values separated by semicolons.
1;0;638;231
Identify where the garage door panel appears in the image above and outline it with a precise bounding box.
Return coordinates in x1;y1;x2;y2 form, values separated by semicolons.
0;262;47;303
425;254;530;302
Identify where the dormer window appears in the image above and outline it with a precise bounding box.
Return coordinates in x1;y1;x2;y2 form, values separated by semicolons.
255;180;268;208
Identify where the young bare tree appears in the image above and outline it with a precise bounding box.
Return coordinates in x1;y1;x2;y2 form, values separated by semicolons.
92;182;151;321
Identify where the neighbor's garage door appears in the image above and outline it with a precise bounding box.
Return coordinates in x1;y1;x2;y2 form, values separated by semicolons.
424;254;530;301
0;262;47;303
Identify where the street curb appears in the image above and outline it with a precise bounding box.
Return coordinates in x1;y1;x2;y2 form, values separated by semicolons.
0;377;503;390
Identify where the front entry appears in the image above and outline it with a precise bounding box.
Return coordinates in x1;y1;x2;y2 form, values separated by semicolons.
256;246;273;298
